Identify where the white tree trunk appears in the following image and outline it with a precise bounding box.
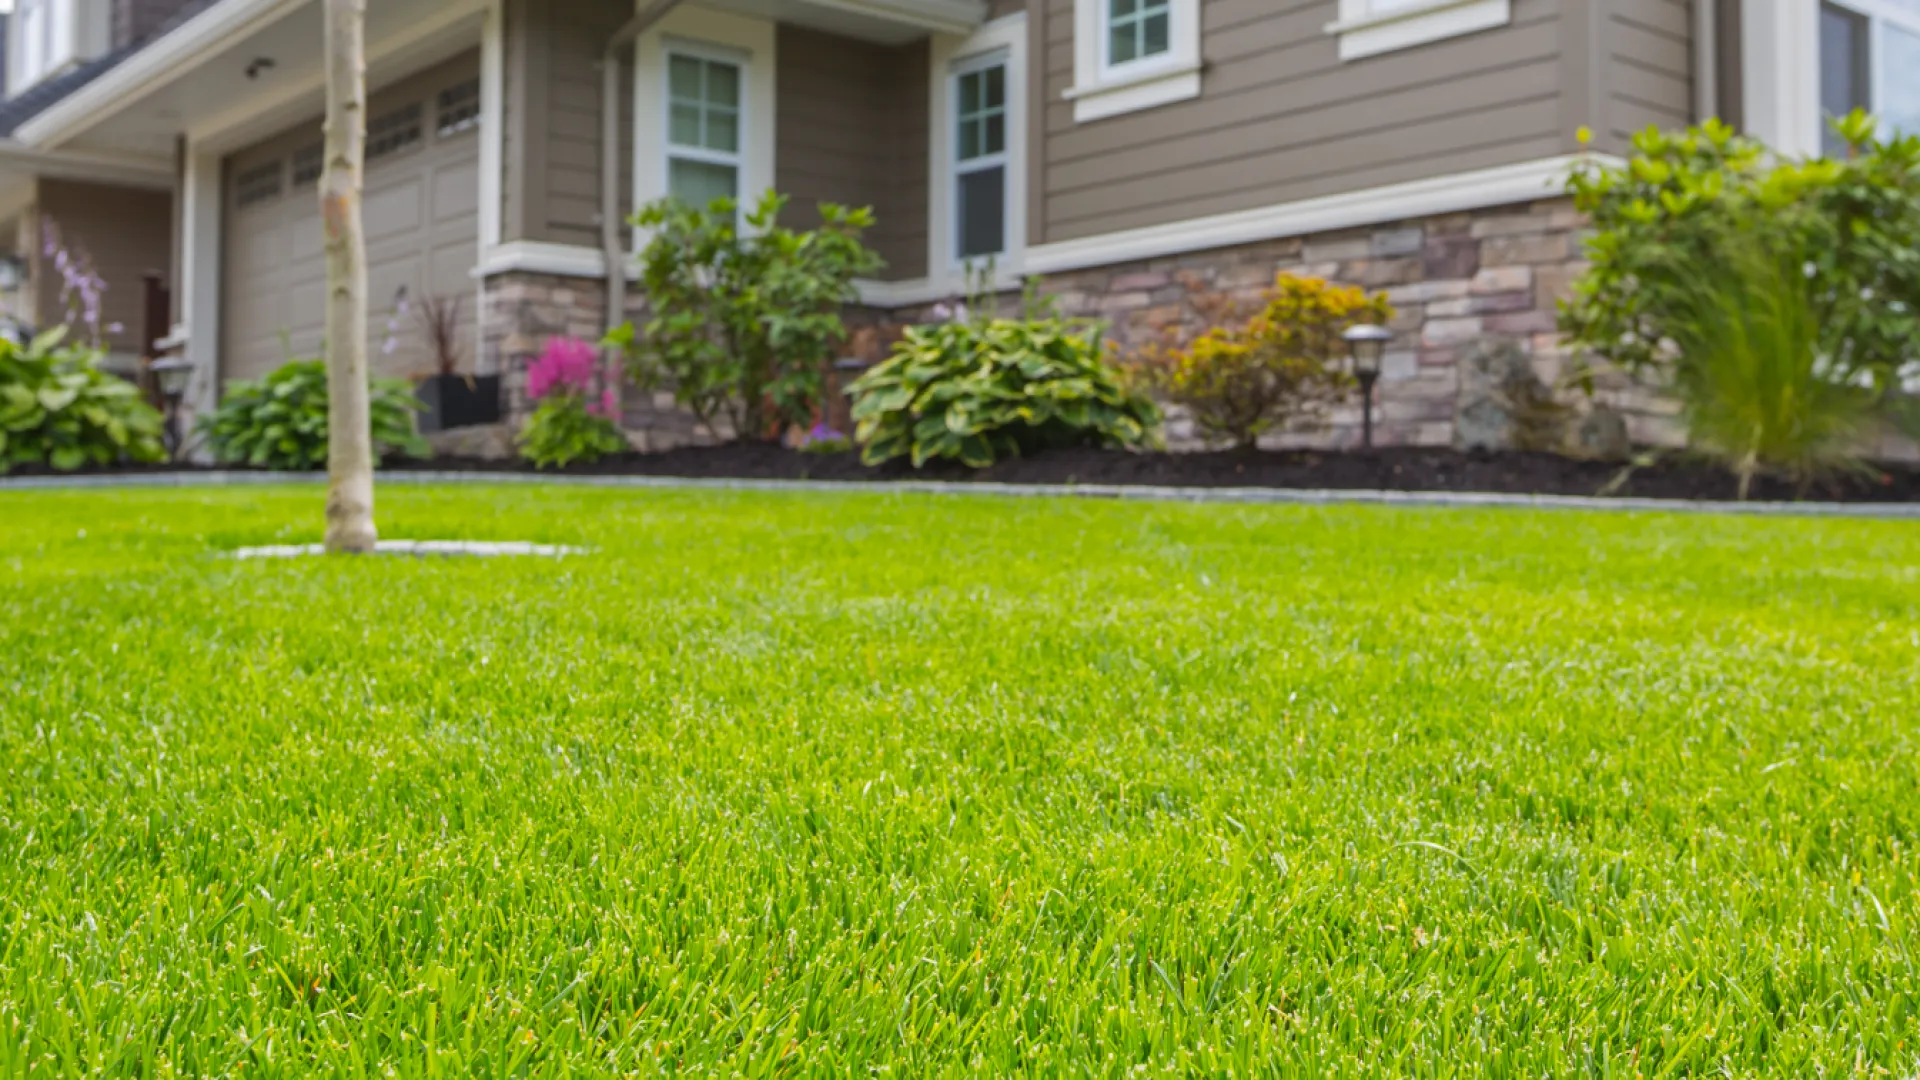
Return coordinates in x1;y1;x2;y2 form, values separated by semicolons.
322;0;376;554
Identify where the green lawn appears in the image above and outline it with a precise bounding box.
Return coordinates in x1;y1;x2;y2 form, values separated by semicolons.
2;484;1917;1077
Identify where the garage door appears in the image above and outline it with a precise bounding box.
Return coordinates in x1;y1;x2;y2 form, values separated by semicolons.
222;53;481;384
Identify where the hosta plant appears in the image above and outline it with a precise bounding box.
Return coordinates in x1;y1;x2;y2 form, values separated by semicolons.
0;327;165;472
202;359;426;470
851;318;1160;468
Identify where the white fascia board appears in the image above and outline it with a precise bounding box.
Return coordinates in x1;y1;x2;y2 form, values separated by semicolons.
801;0;988;36
1025;153;1617;276
16;0;307;148
0;139;174;187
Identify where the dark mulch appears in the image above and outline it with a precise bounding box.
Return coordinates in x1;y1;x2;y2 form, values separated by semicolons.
14;445;1919;503
412;444;1920;504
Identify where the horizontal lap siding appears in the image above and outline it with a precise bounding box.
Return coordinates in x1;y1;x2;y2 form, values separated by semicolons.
537;0;634;248
1036;0;1567;244
775;26;928;280
1606;0;1693;141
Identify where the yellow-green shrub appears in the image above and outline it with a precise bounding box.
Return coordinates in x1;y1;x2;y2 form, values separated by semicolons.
1139;274;1392;450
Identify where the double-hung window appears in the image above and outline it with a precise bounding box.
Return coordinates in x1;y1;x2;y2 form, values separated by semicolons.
954;58;1009;260
1065;0;1200;122
1821;0;1920;152
666;50;743;208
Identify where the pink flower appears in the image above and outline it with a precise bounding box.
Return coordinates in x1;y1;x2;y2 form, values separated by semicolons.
586;388;618;419
526;336;598;401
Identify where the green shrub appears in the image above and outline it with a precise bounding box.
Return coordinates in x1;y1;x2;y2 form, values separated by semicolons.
1563;114;1920;400
851;317;1161;468
518;395;627;469
610;190;884;441
202;359;426;470
0;328;165;472
1663;241;1878;498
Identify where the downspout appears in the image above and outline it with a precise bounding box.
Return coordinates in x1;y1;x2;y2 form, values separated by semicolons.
601;0;688;409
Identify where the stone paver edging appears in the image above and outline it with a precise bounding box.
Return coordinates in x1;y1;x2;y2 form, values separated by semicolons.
2;469;1917;519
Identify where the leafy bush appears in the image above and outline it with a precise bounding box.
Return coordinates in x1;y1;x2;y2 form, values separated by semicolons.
850;317;1161;468
202;359;426;470
1136;274;1392;450
517;337;627;469
610;190;884;440
0;328;164;472
1662;241;1878;498
1563;114;1920;399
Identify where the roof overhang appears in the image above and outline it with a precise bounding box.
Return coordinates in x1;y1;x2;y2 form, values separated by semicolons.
0;140;174;188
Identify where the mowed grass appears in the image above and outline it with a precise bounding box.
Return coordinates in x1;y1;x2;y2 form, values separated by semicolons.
1;484;1917;1078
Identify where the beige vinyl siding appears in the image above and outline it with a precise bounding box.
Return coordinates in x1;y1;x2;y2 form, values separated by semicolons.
503;0;635;248
774;26;928;280
1603;0;1693;142
1035;0;1576;243
33;179;171;356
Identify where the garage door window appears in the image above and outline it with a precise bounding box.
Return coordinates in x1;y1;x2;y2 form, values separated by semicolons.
665;50;742;207
436;79;481;138
368;104;423;161
235;161;283;209
290;143;323;188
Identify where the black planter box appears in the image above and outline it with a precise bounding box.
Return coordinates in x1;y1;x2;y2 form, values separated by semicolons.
416;374;501;434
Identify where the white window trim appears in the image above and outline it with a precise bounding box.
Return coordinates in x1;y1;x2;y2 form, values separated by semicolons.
1324;0;1511;61
929;13;1028;289
1064;0;1199;122
631;5;776;243
1741;0;1824;155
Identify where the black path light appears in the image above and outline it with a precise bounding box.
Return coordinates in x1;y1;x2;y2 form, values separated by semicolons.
149;357;194;460
1342;323;1393;450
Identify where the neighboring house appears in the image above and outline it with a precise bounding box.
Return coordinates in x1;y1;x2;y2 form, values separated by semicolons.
0;0;190;364
0;0;1874;446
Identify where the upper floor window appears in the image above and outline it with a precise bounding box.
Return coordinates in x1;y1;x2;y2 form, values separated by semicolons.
1064;0;1199;123
1821;0;1920;152
11;0;91;94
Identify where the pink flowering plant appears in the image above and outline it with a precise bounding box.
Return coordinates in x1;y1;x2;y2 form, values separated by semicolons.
517;336;627;468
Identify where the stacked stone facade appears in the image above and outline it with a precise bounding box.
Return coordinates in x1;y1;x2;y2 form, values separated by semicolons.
481;198;1682;454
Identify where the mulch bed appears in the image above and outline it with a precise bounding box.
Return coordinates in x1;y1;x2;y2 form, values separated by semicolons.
413;445;1920;504
13;446;1920;503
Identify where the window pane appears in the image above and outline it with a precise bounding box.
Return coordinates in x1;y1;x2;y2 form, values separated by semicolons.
1110;20;1138;63
1143;12;1170;56
1111;0;1138;15
984;113;1005;156
985;65;1005;109
958;118;980;161
669;158;738;208
669;55;703;99
958;165;1006;259
1884;23;1920;137
706;107;739;153
706;62;741;108
1820;3;1870;155
959;71;981;114
669;103;703;147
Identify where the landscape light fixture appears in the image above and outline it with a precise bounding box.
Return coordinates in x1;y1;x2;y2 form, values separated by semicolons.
1342;323;1393;450
149;357;194;458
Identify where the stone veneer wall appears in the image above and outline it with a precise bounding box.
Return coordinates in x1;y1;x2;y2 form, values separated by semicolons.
482;198;1684;454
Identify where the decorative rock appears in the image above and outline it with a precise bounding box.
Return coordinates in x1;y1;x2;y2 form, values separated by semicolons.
426;422;516;461
1454;338;1570;452
1568;407;1632;461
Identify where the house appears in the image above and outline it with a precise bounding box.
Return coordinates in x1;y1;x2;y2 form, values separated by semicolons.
0;0;1873;448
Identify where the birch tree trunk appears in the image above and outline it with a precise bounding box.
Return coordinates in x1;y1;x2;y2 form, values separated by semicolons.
321;0;376;554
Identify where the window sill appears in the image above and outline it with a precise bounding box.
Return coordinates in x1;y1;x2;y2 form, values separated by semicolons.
1324;0;1510;61
1062;60;1202;123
